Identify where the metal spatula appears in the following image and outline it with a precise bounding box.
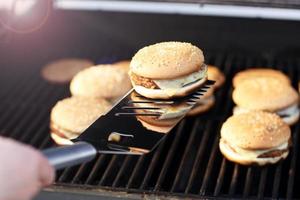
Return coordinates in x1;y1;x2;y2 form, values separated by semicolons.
43;80;215;170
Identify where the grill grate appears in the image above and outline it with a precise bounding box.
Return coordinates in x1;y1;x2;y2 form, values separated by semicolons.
1;52;300;199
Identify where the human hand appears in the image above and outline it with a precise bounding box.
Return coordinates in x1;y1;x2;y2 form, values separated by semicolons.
0;137;54;200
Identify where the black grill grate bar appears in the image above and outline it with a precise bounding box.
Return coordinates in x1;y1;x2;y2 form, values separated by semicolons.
0;105;18;134
154;120;186;191
58;167;74;183
257;168;268;199
39;134;51;149
126;155;147;189
112;155;135;187
71;163;88;184
18;109;48;142
28;123;48;147
286;123;300;199
272;163;282;198
0;72;32;102
199;132;220;195
214;158;227;196
85;155;106;185
170;120;201;192
8;106;41;139
98;155;121;186
139;136;167;189
229;164;240;195
243;167;253;197
185;121;214;193
1;105;33;137
3;76;42;105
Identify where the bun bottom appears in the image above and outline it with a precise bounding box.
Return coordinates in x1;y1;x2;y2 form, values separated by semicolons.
132;77;207;99
51;133;74;145
219;140;289;166
187;96;215;116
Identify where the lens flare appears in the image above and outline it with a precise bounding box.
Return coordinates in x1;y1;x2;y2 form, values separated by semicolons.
0;0;51;34
0;0;36;16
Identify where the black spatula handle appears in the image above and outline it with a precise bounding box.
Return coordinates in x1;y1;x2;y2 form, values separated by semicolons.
43;142;97;170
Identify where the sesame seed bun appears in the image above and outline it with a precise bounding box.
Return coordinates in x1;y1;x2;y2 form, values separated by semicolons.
233;105;300;126
113;60;130;71
221;111;290;150
232;77;299;112
41;58;93;83
132;76;207;99
50;97;111;144
130;41;204;79
207;65;225;89
233;68;290;88
70;65;132;101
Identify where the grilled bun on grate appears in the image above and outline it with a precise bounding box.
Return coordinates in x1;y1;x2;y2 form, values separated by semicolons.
70;65;132;103
232;77;298;112
207;65;225;89
41;58;94;83
232;68;290;88
219;111;291;166
129;41;207;99
50;96;111;145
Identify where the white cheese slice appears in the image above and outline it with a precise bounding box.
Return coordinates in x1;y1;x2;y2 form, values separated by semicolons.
222;139;288;159
153;67;207;90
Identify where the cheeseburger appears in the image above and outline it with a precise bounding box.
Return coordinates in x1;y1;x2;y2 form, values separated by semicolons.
233;68;290;88
70;65;132;103
233;77;299;125
129;42;207;99
50;96;111;145
219;111;291;166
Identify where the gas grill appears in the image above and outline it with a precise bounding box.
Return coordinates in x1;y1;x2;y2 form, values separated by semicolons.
1;1;300;199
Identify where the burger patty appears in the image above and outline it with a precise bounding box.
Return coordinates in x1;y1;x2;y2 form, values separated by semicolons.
257;149;288;158
130;72;159;89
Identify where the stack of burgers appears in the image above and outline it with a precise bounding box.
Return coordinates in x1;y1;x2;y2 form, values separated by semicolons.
219;68;299;166
49;61;132;145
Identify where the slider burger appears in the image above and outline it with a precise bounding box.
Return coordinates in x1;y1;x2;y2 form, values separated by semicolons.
70;65;132;103
233;68;290;88
219;111;291;166
50;96;111;145
129;42;207;99
207;65;225;89
187;65;225;116
187;86;215;116
233;77;299;125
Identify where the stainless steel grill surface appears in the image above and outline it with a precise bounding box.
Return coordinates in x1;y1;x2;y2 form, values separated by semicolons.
1;52;300;199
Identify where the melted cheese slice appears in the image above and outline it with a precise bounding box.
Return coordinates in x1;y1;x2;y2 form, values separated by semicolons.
221;139;288;159
153;66;207;90
233;104;299;117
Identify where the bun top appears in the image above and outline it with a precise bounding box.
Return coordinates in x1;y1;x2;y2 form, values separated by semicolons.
51;97;111;133
70;65;132;99
207;65;225;88
130;41;204;79
233;68;290;87
221;111;291;150
233;77;299;111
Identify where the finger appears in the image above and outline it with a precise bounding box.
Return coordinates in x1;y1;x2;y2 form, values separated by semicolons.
37;152;55;186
